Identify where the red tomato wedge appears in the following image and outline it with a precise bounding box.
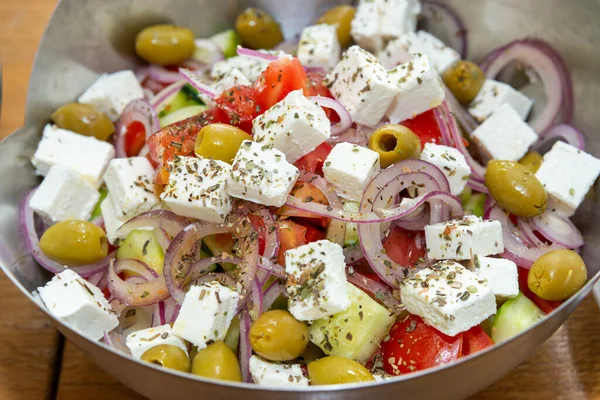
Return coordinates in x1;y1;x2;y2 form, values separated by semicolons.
382;315;463;375
215;84;259;134
401;109;443;146
276;180;330;224
517;266;562;314
124;120;147;157
255;57;308;111
247;213;266;255
276;219;308;265
382;227;426;267
462;325;493;356
305;71;335;120
294;142;333;176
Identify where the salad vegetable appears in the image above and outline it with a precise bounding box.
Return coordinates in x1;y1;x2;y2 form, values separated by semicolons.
26;0;599;388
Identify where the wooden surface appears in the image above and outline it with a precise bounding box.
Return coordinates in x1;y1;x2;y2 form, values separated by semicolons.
1;0;600;399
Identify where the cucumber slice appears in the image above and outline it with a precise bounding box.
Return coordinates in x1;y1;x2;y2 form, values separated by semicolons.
343;202;360;247
116;229;165;275
159;105;207;128
491;292;544;343
203;233;236;272
210;29;241;58
309;284;396;363
89;187;108;221
156;84;205;119
462;192;486;218
224;315;240;353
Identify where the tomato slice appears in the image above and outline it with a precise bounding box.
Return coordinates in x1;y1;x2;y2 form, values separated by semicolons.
247;213;266;255
304;225;326;243
382;227;426;267
276;219;308;265
276;180;330;226
305;71;335;120
294;142;333;176
401;109;443;146
123;120;147;157
215;85;259;134
517;266;562;314
255;57;308;111
462;325;493;356
382;315;463;375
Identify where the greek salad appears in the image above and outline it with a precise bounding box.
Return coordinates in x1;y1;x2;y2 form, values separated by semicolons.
27;0;599;386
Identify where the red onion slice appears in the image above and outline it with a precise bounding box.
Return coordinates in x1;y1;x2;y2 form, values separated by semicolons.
116;210;189;240
326;127;369;146
346;270;402;313
257;256;286;279
343;245;364;264
443;85;478;134
187;255;241;284
533;123;585;151
239;310;252;383
517;217;545;247
148;64;182;84
309;96;352;136
107;259;169;306
179;68;216;99
262;281;285;313
299;172;343;209
421;0;468;59
189;272;237;288
250;277;264;319
466;178;489;194
150;80;187;110
237;46;278;61
152;301;167;327
531;212;584;248
256;207;279;261
115;99;160;158
394;206;430;231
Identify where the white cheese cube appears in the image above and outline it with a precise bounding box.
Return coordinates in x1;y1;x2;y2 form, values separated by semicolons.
328;46;400;127
37;269;119;341
211;51;286;83
285;240;351;321
104;157;161;220
322;142;380;202
424;215;504;260
401;260;496;336
471;103;539;161
212;67;251;95
31;124;115;187
29;165;100;223
78;70;144;121
379;31;461;72
249;356;309;387
535;141;600;216
126;324;188;360
468;79;534;123
350;0;383;53
253;90;331;163
228;141;299;207
173;282;239;349
473;256;519;299
100;195;128;244
297;24;341;71
386;54;446;123
160;156;232;223
420;143;471;195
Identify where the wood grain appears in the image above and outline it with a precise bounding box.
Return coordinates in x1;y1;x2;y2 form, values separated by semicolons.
2;0;600;399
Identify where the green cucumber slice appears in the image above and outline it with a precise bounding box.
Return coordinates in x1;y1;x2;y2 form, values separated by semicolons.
491;292;544;343
210;30;242;58
116;229;165;275
159;105;207;128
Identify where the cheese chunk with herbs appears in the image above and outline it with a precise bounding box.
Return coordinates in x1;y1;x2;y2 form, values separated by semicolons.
38;269;119;341
424;215;504;260
473;256;519;299
285;240;351;321
161;156;232;223
100;195;129;244
253;90;330;163
328;46;400;127
322;142;380;202
468;79;534;123
173;282;239;349
249;356;309;387
535;141;600;216
401;261;496;336
211;51;286;82
212;67;252;95
297;24;341;71
385;54;446;124
126;324;188;360
228;140;299;207
420;143;471;195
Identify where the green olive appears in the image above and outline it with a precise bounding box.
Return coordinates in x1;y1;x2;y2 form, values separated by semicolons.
519;151;543;174
368;124;421;168
135;24;195;66
39;220;108;266
442;60;486;104
308;356;374;385
51;103;115;141
485;160;547;217
317;6;356;47
249;310;309;361
140;344;190;372
195;123;252;163
235;8;283;50
191;341;242;382
528;249;587;301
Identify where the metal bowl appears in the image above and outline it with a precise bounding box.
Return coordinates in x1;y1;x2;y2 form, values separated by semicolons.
2;0;599;398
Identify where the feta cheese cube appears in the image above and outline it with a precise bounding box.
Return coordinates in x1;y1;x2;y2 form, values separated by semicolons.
160;156;232;223
78;70;144;121
386;54;446;123
378;31;461;72
212;67;251;95
31;124;115;187
322;142;380;202
211;51;286;83
249;356;309;387
535;141;600;216
29;165;100;223
228;141;299;207
468;79;534;123
420;143;471;195
424;215;504;260
126;324;188;360
173;282;239;349
253;90;331;163
297;24;341;71
473;256;519;298
100;195;128;244
37;269;119;341
351;0;421;53
285;240;351;321
104;157;161;220
401;260;496;336
328;46;400;127
471;103;538;161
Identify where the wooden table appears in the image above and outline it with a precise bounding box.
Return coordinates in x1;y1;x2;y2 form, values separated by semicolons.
2;1;600;398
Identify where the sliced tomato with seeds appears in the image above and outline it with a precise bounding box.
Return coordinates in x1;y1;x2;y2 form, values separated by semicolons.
276;219;308;265
462;325;493;356
255;57;308;111
247;213;266;256
294;142;333;176
401;109;444;146
123;120;147;157
276;180;330;226
215;84;259;133
382;227;426;267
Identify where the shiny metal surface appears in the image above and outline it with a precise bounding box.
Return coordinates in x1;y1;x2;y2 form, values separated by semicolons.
1;0;599;399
